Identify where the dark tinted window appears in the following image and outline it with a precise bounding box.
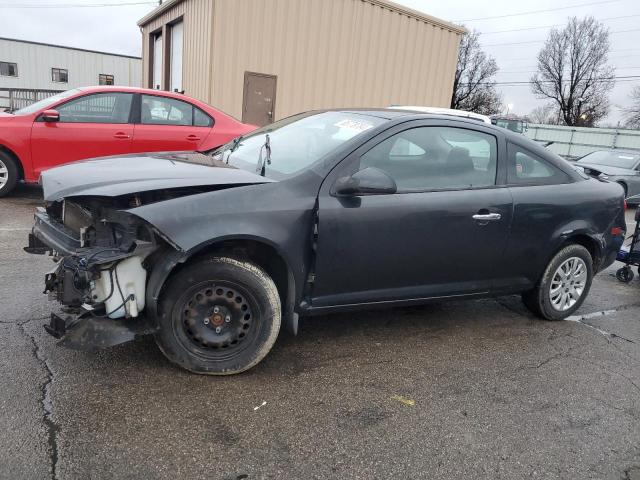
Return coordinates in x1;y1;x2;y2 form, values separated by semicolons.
57;93;133;124
507;143;570;185
358;126;498;191
0;62;17;77
194;107;213;127
52;68;68;83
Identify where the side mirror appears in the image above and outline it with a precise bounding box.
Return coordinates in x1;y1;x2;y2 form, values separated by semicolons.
41;109;60;122
334;167;397;196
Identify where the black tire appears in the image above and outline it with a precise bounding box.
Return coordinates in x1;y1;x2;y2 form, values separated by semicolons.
616;266;635;283
0;151;19;197
155;257;281;375
522;244;593;320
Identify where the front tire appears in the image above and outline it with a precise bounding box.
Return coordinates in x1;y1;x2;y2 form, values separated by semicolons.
155;257;281;375
522;244;593;320
0;151;19;197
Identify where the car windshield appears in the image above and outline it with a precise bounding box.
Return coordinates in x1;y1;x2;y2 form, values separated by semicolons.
213;111;385;179
12;89;81;115
578;151;640;169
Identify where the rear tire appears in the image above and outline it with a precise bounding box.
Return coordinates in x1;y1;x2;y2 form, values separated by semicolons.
522;244;593;320
155;257;281;375
0;151;19;197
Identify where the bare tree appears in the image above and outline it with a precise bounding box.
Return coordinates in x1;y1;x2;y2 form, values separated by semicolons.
624;86;640;129
529;103;561;124
451;29;502;115
531;16;614;127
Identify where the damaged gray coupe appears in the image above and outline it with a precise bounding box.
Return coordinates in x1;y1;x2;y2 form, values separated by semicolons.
26;109;626;374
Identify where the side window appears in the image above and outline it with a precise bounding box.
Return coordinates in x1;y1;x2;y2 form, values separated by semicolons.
141;95;192;126
507;143;570;185
194;107;213;127
359;126;498;192
56;93;133;124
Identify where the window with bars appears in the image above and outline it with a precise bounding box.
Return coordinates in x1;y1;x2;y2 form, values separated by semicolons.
51;68;68;83
99;74;114;85
0;62;18;77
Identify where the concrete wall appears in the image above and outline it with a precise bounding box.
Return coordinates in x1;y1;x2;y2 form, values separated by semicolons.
0;38;141;90
139;0;464;121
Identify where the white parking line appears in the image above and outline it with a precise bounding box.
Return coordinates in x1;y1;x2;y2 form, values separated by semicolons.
0;227;30;231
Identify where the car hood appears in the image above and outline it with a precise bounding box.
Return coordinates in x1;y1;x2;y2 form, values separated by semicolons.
41;151;275;201
575;162;636;176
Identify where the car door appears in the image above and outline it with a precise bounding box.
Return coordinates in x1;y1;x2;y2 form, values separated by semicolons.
131;94;213;153
311;121;513;308
30;92;134;176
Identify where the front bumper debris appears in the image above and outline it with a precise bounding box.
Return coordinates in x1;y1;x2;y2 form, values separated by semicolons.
45;311;157;352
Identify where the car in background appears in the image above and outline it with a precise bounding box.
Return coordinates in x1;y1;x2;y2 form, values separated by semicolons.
0;86;256;196
391;106;491;124
575;150;640;204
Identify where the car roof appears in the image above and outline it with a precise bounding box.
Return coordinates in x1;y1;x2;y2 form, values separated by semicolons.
77;85;194;100
388;106;493;124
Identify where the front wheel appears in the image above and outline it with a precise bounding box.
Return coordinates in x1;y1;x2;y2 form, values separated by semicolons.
0;151;19;197
522;244;593;320
155;257;281;375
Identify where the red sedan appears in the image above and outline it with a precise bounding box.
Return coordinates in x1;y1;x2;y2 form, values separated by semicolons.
0;86;256;196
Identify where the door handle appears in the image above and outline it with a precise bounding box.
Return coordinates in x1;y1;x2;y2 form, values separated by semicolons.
186;134;201;141
113;132;130;139
472;213;502;221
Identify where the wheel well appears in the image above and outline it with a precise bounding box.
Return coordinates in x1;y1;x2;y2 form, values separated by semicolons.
183;240;294;321
563;234;601;267
616;181;628;196
0;145;24;180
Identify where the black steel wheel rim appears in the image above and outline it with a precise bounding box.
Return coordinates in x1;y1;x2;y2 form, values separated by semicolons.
173;280;261;361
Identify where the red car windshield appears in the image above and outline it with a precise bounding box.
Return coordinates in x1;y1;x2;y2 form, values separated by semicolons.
12;89;81;115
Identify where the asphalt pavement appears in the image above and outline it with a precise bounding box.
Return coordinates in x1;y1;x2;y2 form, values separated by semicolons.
1;185;639;480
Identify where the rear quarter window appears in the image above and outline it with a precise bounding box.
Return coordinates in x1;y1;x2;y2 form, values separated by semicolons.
507;143;571;186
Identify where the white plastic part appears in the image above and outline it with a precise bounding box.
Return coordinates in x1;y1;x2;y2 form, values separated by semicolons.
92;256;147;319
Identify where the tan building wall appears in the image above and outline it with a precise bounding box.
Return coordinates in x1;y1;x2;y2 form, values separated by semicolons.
139;0;464;122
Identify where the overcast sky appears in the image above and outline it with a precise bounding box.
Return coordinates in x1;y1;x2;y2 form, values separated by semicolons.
1;0;638;124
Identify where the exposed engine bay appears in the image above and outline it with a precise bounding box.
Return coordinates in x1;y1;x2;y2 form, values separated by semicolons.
25;192;187;349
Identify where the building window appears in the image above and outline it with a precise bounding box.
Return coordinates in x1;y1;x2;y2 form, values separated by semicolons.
99;74;114;85
0;62;18;77
52;68;68;83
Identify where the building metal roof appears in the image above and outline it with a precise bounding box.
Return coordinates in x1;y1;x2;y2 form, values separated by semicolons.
0;37;141;60
137;0;466;34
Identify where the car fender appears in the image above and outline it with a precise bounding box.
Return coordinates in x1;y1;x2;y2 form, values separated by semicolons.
130;182;318;324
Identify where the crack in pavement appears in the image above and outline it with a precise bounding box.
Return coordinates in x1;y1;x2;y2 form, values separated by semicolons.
18;321;59;480
566;309;637;344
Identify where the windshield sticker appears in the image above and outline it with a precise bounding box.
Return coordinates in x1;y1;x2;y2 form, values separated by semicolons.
618;155;635;160
334;119;374;133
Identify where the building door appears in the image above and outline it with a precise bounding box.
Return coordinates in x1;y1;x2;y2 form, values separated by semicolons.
242;72;276;127
170;20;183;92
152;33;163;90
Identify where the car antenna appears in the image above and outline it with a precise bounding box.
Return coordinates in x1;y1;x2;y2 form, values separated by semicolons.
256;133;271;177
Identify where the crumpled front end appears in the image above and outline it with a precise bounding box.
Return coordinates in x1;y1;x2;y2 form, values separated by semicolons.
25;196;162;350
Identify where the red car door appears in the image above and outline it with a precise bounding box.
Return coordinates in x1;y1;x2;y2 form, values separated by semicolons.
30;92;134;176
131;94;212;153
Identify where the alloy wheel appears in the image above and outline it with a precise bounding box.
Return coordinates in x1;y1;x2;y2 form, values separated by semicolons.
549;256;588;311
